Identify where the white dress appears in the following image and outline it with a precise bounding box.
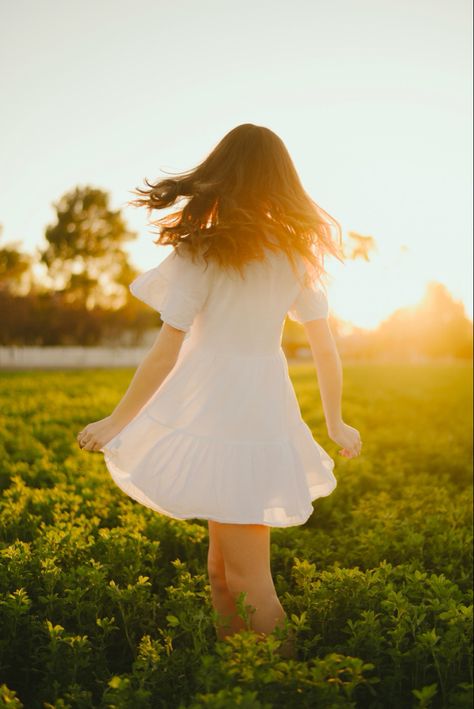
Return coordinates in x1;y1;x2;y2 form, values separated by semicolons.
100;245;337;527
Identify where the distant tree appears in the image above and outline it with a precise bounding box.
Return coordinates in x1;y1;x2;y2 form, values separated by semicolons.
0;224;33;295
375;281;472;359
0;288;157;346
38;186;139;309
417;282;473;358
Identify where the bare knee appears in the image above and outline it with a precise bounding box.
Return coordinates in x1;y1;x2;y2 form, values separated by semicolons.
225;567;275;600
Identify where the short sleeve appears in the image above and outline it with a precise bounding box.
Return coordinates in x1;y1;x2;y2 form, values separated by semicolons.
129;249;211;332
287;276;329;323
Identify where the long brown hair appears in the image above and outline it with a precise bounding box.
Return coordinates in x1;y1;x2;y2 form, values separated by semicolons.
128;123;344;283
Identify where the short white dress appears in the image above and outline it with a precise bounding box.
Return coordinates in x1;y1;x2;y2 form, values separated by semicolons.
100;244;337;527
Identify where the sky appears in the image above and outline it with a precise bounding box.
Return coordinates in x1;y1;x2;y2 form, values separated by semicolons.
0;0;472;329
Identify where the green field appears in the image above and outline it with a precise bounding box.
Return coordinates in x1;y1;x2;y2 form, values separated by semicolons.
0;363;472;708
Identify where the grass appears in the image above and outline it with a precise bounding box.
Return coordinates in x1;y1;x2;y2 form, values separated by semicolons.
0;362;472;708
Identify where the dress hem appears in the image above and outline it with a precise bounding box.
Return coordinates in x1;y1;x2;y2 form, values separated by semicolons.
102;449;336;528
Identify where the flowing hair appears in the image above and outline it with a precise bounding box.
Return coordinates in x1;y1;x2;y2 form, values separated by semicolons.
128;123;344;284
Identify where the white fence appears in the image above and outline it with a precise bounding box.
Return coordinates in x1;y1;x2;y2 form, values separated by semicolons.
0;345;312;369
0;346;150;369
0;346;451;369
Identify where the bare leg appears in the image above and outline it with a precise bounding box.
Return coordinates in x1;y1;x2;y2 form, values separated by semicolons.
207;520;245;639
208;521;296;657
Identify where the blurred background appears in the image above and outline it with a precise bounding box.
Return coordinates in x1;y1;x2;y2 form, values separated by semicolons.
0;0;472;366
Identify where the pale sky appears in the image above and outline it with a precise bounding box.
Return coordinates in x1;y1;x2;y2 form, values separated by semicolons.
1;0;472;328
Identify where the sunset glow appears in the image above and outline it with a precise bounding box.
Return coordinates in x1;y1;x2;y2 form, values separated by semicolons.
0;0;471;329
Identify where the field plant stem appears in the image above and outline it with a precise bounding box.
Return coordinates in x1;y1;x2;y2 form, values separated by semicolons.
431;648;446;705
210;587;246;638
117;599;136;659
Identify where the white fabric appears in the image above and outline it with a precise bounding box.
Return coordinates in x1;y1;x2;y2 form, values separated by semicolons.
101;245;337;527
287;274;329;323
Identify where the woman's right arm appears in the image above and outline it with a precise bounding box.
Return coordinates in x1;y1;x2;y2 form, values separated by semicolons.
304;320;362;458
109;323;186;428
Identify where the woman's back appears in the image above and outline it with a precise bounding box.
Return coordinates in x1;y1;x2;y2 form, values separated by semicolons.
195;248;305;355
130;245;329;357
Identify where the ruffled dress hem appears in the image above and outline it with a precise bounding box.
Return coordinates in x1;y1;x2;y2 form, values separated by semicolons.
103;454;317;527
100;417;337;528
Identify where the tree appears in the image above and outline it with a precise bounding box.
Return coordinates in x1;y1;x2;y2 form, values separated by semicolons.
416;281;473;358
39;186;139;309
0;224;33;295
375;281;472;359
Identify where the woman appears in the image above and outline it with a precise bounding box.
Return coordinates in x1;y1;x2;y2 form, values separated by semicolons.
76;123;362;657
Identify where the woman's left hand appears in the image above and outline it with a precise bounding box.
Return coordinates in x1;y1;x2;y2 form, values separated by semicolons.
76;415;124;453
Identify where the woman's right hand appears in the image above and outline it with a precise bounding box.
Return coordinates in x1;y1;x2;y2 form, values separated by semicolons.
327;421;362;458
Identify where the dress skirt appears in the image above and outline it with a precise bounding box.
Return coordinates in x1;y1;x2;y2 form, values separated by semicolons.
100;340;337;527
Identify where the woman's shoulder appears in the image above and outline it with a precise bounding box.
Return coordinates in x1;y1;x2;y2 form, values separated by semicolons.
156;245;214;279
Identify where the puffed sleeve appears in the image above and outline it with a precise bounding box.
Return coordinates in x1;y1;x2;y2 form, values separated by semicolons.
287;273;329;323
129;249;211;332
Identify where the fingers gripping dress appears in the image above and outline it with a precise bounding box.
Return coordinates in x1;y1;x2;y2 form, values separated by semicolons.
100;247;337;527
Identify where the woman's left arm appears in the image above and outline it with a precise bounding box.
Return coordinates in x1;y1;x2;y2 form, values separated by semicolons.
77;324;186;452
